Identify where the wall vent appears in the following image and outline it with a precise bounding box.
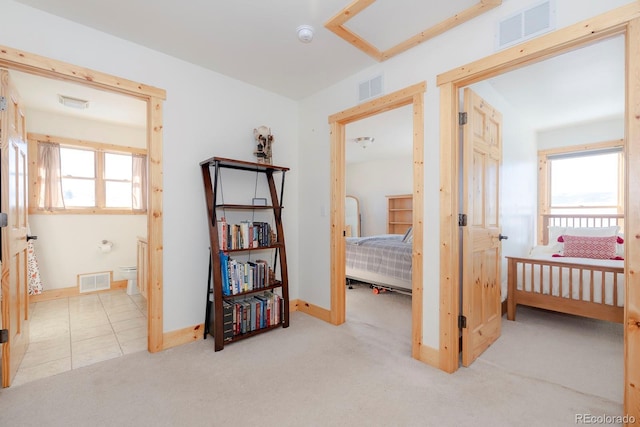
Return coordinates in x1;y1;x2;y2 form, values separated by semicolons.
358;74;384;103
78;271;111;293
496;0;555;50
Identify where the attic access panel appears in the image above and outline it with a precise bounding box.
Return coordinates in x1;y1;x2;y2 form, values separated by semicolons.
325;0;502;61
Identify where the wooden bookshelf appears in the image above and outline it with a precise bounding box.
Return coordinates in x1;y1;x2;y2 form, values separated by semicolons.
200;157;290;351
387;194;413;235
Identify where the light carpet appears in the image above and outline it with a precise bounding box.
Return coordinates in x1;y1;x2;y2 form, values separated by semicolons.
0;284;623;427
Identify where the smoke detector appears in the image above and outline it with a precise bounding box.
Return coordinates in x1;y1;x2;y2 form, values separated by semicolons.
296;25;314;43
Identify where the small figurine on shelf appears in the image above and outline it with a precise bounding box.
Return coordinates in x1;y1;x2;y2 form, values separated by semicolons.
253;125;274;164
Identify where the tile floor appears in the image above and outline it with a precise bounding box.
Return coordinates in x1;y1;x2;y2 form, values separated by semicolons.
13;289;147;387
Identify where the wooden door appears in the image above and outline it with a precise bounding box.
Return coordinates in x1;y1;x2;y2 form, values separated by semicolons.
461;88;503;367
0;69;30;387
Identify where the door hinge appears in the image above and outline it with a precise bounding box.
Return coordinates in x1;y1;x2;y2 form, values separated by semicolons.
458;213;467;227
0;96;7;112
458;112;467;125
0;329;8;344
458;315;467;329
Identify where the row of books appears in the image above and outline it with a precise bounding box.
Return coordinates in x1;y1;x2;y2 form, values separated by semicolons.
219;251;273;296
222;291;283;339
216;217;273;250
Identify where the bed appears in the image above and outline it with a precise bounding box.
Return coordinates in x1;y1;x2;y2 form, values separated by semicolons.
345;233;412;294
506;214;624;323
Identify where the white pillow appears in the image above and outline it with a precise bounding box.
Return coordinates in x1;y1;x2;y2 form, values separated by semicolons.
561;226;619;237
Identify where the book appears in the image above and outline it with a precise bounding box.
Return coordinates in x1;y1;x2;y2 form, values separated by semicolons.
222;300;234;341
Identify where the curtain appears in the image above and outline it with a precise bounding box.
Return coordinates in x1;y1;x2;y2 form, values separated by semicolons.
132;154;147;211
37;142;66;210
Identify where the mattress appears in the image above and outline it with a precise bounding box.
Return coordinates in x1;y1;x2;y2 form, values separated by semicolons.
345;234;412;289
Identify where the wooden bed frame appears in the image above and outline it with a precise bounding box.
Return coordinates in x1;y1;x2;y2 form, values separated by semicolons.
506;214;624;323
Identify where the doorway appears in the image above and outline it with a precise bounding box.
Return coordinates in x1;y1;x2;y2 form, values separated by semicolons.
343;105;415;351
0;45;165;374
437;5;639;417
329;81;426;361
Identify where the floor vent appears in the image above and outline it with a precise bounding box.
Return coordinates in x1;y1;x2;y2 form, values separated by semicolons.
358;74;384;103
496;0;555;50
78;271;111;293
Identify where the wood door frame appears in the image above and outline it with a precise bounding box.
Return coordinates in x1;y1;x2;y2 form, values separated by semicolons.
328;81;427;361
0;45;166;353
437;2;640;418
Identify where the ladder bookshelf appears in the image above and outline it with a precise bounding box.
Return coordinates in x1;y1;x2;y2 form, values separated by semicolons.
200;157;290;351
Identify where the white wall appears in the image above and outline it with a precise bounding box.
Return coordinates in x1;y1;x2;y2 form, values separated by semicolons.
26;110;147;289
537;116;624;150
0;0;300;333
346;157;412;236
297;0;634;348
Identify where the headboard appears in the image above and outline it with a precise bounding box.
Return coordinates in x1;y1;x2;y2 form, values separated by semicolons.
540;213;624;245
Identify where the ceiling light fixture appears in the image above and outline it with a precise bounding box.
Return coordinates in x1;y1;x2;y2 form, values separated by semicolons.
354;136;375;149
58;94;90;109
296;25;315;43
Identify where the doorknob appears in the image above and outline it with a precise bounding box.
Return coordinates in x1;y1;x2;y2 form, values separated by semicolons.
498;234;508;241
27;235;38;241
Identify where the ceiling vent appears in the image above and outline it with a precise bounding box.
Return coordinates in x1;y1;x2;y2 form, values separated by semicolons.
358;74;384;103
496;0;555;50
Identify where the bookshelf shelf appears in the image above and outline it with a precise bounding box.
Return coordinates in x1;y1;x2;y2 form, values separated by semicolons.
387;194;413;235
201;157;290;351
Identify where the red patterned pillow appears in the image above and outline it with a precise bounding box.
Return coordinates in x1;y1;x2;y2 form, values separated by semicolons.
561;235;618;259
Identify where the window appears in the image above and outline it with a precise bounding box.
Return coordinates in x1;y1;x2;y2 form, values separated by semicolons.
30;135;147;214
539;141;624;216
60;147;96;207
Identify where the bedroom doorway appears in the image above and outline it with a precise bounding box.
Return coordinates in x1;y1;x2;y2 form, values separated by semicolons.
0;45;166;363
328;82;426;360
343;105;415;351
437;5;639;417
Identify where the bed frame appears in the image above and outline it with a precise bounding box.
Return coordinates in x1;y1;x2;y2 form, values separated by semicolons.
506;213;624;323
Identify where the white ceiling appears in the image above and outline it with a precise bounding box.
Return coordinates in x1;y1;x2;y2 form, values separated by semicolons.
8;1;625;161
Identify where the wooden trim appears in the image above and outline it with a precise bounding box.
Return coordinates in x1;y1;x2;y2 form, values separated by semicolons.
411;92;424;360
330;120;346;326
329;82;426;123
28;133;147;155
324;1;500;62
437;3;640;417
289;299;300;312
329;82;426;363
538;139;623;157
29;280;127;303
147;96;164;353
0;45;165;357
438;81;460;373
294;299;332;324
0;44;166;100
418;344;439;367
624;16;640;423
162;324;204;350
